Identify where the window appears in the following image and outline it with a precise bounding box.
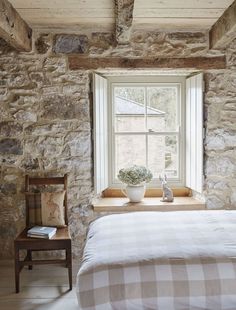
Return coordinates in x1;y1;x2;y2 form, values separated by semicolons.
109;76;185;187
93;73;203;194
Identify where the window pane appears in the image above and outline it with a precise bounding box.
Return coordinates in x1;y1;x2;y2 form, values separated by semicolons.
148;135;178;178
147;87;178;132
115;135;146;175
114;87;145;132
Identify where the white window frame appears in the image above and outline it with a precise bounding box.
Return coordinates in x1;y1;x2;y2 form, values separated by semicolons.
93;72;204;194
107;75;186;188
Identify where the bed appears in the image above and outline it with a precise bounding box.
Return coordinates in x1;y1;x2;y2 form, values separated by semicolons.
76;211;236;310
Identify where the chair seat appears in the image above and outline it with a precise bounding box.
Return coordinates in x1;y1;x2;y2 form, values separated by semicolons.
15;227;71;243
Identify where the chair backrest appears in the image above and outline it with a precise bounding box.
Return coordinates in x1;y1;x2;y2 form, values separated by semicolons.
25;175;68;227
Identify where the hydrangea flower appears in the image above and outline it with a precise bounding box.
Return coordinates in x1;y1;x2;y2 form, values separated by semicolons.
117;165;153;185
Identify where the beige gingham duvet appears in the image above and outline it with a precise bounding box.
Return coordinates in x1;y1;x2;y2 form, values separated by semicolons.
76;211;236;310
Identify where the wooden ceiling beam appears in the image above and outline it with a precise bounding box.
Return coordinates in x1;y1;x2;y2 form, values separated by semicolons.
68;56;226;70
0;0;32;51
115;0;135;45
210;0;236;49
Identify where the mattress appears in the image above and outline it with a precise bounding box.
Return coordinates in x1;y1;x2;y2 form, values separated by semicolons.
76;211;236;310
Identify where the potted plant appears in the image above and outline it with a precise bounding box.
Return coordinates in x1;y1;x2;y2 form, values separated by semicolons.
117;165;153;202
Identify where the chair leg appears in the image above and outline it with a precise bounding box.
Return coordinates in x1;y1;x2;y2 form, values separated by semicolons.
27;250;33;270
14;244;20;293
66;246;72;290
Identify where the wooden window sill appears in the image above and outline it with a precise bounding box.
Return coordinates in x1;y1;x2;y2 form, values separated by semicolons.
93;197;206;213
102;187;191;198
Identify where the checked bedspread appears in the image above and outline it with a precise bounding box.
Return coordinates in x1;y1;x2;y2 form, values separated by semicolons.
77;211;236;310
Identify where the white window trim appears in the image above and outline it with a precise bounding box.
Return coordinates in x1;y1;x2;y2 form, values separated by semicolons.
107;75;186;188
185;73;204;193
93;73;109;194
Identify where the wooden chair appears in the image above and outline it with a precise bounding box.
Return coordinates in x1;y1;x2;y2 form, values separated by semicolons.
14;174;72;293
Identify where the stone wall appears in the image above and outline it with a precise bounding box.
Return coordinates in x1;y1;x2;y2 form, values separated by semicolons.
0;30;235;259
0;35;94;258
204;40;236;209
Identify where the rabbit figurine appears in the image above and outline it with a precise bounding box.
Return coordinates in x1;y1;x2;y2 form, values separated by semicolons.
159;175;174;202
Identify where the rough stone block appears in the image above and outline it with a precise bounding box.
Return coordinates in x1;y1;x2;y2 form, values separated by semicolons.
0;77;7;87
91;32;115;49
224;100;236;111
0;138;22;155
64;131;91;157
43;57;67;74
0;155;19;165
206;129;236;151
53;35;89;54
13;110;37;122
206;156;236;176
24;136;63;158
41;86;61;95
29;72;46;86
0;183;17;195
8;73;31;88
20;157;40;170
0;121;23;136
206;196;226;209
62;84;89;97
52;72;89;85
0;88;7;101
35;34;51;54
207;179;229;190
40;95;90;121
2;167;24;184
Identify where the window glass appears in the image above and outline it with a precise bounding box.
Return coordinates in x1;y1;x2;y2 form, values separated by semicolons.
110;79;183;185
147;135;178;179
115;135;146;175
147;87;177;132
114;87;145;132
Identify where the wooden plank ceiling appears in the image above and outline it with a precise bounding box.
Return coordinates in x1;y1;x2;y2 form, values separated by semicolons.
9;0;234;32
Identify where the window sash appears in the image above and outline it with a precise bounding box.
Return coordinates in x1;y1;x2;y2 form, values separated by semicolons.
113;132;181;182
108;78;185;187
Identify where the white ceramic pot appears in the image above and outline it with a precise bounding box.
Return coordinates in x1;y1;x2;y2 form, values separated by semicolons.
122;184;146;202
